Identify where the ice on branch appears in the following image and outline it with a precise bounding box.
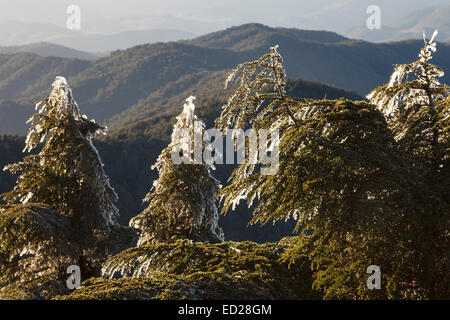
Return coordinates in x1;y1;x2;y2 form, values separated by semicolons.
218;45;289;132
367;30;449;117
3;76;120;230
130;97;224;245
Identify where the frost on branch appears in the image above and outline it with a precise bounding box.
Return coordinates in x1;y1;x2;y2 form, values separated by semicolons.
3;77;119;229
24;77;105;153
0;205;78;299
1;77;135;291
367;30;448;118
218;45;291;131
216;46;344;223
215;45;443;299
366;30;449;166
130;97;224;245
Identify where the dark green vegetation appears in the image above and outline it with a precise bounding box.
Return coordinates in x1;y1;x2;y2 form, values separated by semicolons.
129;97;225;245
0;204;76;299
216;42;449;299
0;204;135;299
58;239;317;300
0;78;137;299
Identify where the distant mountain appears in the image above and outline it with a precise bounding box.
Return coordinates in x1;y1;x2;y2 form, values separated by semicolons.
0;21;69;46
51;29;197;53
1;23;450;137
0;52;91;100
188;23;349;50
0;21;196;52
0;100;33;135
346;5;450;42
183;24;450;94
0;43;99;60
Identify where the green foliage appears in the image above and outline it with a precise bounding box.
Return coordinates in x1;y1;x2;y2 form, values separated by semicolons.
0;78;137;293
130;98;224;245
218;44;449;299
130;150;223;245
0;203;136;300
0;204;78;299
58;239;319;300
2;78;118;233
368;33;450;298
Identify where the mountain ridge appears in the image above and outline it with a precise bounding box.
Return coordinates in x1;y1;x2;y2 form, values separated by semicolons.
1;23;449;137
0;42;99;60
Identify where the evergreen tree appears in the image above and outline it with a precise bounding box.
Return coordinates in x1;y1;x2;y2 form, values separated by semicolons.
368;31;450;298
130;96;224;245
367;31;449;168
1;77;132;274
0;204;78;299
216;45;430;299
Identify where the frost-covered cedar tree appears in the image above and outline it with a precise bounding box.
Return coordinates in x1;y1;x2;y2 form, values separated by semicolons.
1;77;135;278
367;30;449;168
0;204;78;299
216;45;437;299
130;97;224;245
368;31;449;298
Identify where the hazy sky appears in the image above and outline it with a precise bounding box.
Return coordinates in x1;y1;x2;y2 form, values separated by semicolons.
0;0;449;34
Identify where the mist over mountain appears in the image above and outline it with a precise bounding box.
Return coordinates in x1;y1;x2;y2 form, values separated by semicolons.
346;5;450;42
0;21;196;52
0;43;99;60
2;1;449;53
51;29;197;52
1;0;449;36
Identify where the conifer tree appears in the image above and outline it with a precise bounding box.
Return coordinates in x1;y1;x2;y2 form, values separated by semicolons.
368;32;449;298
130;97;224;245
0;204;78;299
1;77;131;274
367;31;449;169
216;45;427;299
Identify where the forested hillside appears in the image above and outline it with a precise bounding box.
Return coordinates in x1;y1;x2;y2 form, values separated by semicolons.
0;77;360;243
1;23;450;136
0;53;91;101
